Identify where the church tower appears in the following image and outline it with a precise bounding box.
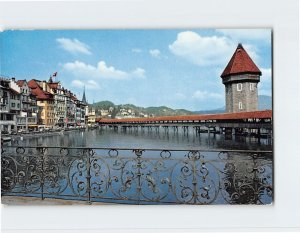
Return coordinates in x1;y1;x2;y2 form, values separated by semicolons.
82;86;87;104
221;43;261;113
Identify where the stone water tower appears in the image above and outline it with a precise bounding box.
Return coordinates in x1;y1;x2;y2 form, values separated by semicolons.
221;43;261;113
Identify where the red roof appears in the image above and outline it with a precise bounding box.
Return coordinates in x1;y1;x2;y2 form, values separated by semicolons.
70;94;78;101
16;80;26;87
28;79;53;100
221;44;261;78
48;82;59;89
97;110;272;123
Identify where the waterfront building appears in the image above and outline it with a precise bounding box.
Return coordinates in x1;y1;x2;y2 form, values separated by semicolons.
9;78;21;119
65;90;77;128
16;80;37;131
47;78;67;128
66;90;77;127
87;107;96;125
221;43;261;113
28;79;55;127
74;99;86;126
0;77;15;133
16;80;38;131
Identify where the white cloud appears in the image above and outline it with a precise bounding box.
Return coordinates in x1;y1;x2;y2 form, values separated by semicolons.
169;31;235;66
132;48;142;53
56;38;92;55
169;31;262;67
63;60;146;80
149;49;161;58
216;29;271;42
192;90;223;100
71;79;100;90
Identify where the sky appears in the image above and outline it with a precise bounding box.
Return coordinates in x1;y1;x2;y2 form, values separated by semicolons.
0;29;272;111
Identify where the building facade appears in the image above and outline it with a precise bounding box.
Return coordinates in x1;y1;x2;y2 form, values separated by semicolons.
0;78;15;133
28;79;55;127
221;44;261;113
16;80;38;131
48;80;67;127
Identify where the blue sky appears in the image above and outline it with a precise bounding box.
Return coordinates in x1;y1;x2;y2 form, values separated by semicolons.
0;29;272;111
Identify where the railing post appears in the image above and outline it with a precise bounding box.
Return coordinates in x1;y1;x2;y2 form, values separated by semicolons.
134;149;143;204
39;147;45;200
86;149;92;204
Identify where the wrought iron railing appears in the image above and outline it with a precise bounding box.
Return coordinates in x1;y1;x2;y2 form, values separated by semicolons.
1;146;273;205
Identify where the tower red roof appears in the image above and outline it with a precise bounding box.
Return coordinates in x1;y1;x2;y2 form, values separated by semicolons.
221;44;261;78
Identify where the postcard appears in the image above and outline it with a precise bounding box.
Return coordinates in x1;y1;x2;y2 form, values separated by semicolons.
0;29;272;205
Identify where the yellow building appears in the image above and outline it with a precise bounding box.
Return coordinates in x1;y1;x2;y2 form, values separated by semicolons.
88;108;96;125
28;80;55;127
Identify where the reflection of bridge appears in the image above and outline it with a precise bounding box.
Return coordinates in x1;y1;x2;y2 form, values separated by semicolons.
96;110;272;138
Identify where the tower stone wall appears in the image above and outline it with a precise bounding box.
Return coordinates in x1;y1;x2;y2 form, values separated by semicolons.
224;75;259;112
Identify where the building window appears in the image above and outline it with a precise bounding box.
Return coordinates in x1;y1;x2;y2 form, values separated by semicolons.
250;83;255;91
237;83;242;91
11;103;15;107
239;102;243;110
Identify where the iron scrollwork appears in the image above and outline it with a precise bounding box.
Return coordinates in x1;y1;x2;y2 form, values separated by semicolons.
1;146;273;204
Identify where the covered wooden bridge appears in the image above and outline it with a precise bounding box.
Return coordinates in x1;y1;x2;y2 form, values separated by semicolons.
96;110;272;137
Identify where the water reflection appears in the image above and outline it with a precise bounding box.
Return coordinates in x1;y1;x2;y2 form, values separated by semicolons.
12;128;272;151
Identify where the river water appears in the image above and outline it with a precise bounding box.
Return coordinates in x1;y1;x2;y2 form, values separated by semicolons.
13;127;272;151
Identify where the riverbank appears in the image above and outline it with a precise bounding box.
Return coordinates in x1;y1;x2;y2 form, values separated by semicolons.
1;196;110;205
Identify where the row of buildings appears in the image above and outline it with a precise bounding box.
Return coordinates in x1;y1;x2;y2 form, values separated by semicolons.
0;76;96;133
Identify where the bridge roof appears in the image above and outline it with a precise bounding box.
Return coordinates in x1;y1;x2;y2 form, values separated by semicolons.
97;110;272;123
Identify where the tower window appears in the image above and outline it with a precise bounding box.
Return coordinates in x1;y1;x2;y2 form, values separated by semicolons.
250;83;254;91
239;102;243;110
237;83;242;91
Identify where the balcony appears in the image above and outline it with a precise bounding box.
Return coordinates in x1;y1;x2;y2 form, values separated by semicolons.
1;146;273;205
0;106;9;113
16;116;37;125
0;120;15;125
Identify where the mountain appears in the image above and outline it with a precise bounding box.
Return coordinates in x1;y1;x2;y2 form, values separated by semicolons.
91;95;272;118
91;101;193;118
193;107;225;115
258;95;272;110
92;100;115;109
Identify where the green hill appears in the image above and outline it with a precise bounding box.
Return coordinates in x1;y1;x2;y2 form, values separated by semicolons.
91;101;193;118
91;95;272;118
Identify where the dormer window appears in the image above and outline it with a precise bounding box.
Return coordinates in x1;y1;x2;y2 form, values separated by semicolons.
237;83;242;91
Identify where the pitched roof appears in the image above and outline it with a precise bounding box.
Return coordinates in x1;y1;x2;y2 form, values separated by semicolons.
221;43;262;78
28;79;53;100
9;88;20;95
16;80;26;87
48;82;59;90
97;110;272;123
